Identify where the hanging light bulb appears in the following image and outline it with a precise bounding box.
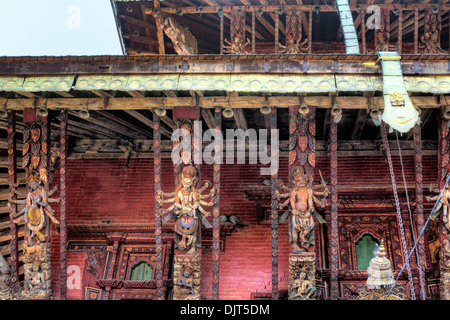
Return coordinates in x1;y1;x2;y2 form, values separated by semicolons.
37;101;48;118
0;100;7;119
277;7;284;15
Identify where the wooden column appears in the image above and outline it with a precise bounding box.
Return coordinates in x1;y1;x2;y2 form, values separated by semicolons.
271;107;278;300
212;107;221;300
361;10;366;54
220;14;224;54
413;123;427;300
59;110;68;300
7;110;19;298
153;113;164;300
329;119;339;300
414;8;419;54
397;9;403;54
252;11;256;54
308;11;313;53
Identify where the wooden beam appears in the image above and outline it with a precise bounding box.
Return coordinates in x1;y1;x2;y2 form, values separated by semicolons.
233;108;248;131
154;0;166;55
123;110;172;138
95;110;153;138
0;95;444;111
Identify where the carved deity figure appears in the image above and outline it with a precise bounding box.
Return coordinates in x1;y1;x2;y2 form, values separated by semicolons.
276;166;329;253
158;165;215;256
278;33;310;54
223;34;251;54
24;262;46;295
10;170;60;251
155;13;198;55
289;271;316;300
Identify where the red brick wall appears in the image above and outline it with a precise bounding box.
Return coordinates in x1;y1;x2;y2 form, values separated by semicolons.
49;154;437;300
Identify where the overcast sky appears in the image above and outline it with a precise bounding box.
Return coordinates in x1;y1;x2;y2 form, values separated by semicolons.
0;0;124;56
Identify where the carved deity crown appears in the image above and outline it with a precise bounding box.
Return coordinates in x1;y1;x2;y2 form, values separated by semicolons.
181;165;198;179
28;170;40;183
291;166;306;181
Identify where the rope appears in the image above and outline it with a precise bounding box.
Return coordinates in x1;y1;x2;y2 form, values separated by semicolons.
395;131;426;300
386;169;450;299
381;123;416;299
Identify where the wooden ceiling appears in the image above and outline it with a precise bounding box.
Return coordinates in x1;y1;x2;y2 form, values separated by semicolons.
112;0;450;55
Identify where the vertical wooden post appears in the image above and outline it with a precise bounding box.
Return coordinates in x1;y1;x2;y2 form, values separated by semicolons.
252;11;256;54
7;110;19;298
271;107;279;300
308;11;313;53
153;113;164;300
220;14;224;54
59;110;68;300
361;10;366;54
413;123;427;300
398;10;403;54
275;12;279;53
330;119;339;300
414;8;419;54
212;107;221;300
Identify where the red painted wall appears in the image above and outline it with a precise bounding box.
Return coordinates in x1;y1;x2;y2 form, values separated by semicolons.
50;154;437;300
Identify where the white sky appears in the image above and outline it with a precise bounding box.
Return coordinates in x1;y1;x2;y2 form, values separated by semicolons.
0;0;124;56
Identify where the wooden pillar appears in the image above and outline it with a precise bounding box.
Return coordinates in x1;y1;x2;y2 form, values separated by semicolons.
308;11;313;53
153;113;164;300
252;11;256;54
59;110;68;300
361;10;366;54
398;10;403;54
220;14;224;54
271;107;278;300
329;119;339;300
414;9;419;54
274;12;279;53
212;107;221;300
7;110;19;298
413;123;427;300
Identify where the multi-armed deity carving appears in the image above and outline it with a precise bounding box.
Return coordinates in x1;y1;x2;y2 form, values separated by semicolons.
154;12;198;55
158;164;215;256
223;9;250;54
276;166;329;253
9;170;60;299
421;6;446;54
7;122;60;299
278;10;310;54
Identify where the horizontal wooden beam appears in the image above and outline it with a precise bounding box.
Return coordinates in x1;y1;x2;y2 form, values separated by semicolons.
0;95;443;111
146;4;450;14
1;56;449;76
